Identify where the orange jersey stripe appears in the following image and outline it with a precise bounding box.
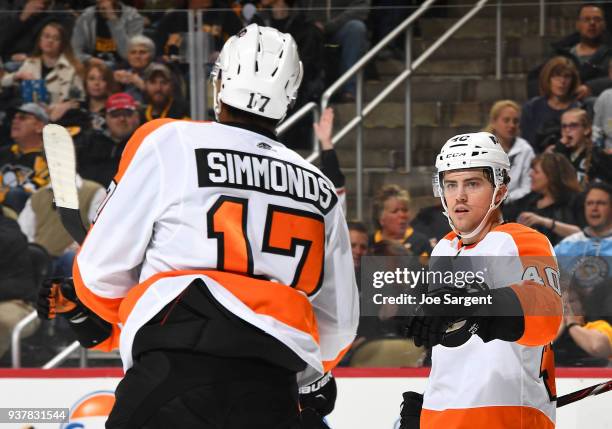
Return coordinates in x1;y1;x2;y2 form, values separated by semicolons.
421;405;554;429
75;269;320;352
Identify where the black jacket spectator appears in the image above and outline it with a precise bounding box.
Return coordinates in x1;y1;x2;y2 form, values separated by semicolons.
154;1;243;58
75;128;128;187
504;191;584;245
0;208;35;302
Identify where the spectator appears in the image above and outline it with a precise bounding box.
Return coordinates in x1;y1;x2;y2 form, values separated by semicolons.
527;4;612;100
485;100;535;202
0;0;75;69
521;56;581;152
304;0;370;102
348;220;368;274
113;35;156;104
258;0;324;104
71;0;145;66
18;176;106;277
53;60;120;136
554;182;612;365
371;183;431;258
411;201;450;250
556;108;612;184
337;220;368;366
154;0;243;62
590;68;612;151
75;92;141;187
1;21;84;115
504;152;583;245
259;0;325;149
0;103;49;213
313;107;346;211
0;206;39;360
141;63;189;121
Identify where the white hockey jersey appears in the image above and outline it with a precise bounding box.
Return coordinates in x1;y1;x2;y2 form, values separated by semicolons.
422;224;562;429
73;119;359;378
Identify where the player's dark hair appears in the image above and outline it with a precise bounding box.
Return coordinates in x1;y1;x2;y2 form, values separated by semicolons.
223;104;279;131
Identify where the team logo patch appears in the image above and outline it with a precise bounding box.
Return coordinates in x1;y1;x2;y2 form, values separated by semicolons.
257;142;272;150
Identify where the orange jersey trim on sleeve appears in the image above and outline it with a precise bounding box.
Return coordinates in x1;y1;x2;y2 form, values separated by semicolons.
495;223;562;346
421;405;554;429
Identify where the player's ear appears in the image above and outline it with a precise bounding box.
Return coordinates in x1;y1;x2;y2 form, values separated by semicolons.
494;185;508;205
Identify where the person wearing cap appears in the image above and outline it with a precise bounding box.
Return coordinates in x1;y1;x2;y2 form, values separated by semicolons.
75;92;141;187
141;62;189;122
0;103;49;213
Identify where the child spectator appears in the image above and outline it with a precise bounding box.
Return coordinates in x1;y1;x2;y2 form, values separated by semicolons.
556;108;612;184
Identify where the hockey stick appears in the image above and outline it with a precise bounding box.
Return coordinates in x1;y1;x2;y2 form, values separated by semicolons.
42;124;87;245
557;379;612;408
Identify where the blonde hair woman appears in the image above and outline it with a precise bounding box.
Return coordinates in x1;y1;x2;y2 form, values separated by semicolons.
485;100;535;202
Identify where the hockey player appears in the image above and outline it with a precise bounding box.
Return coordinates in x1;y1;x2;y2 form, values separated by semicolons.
402;132;563;429
38;24;358;428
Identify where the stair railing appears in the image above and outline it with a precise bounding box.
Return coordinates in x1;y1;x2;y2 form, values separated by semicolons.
297;0;488;220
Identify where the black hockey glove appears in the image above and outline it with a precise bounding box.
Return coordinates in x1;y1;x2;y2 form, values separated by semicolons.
405;282;525;348
399;391;423;429
37;277;112;348
299;372;337;421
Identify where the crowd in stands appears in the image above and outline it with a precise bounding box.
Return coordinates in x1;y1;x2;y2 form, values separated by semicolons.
0;0;610;368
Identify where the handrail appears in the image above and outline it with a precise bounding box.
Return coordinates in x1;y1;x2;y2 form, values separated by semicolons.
42;341;80;369
10;310;38;368
303;0;489;219
319;0;437;112
276;101;320;153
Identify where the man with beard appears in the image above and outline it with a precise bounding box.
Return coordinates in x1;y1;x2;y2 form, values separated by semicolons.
528;4;612;99
75;92;141;187
141;63;189;122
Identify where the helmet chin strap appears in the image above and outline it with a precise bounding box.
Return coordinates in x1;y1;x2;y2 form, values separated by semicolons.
441;186;505;242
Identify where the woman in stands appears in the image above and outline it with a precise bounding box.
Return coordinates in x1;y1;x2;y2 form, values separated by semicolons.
485;100;535;202
113;35;156;103
1;22;83;112
520;56;581;152
371;184;431;259
49;61;119;133
504;152;583;245
555;108;612;184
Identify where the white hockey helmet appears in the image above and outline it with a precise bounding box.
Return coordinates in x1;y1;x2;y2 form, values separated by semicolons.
211;24;303;122
433;132;511;239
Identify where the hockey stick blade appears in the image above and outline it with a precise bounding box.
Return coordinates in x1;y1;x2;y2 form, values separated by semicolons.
557;379;612;408
42;124;87;245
